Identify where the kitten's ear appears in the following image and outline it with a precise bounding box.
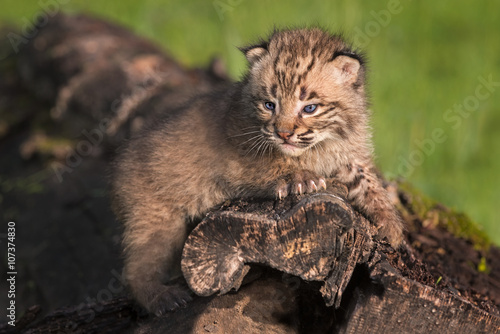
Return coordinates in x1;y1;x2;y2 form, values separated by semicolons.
330;54;362;85
240;42;269;65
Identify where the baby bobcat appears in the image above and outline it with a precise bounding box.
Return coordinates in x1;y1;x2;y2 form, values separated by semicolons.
111;28;404;316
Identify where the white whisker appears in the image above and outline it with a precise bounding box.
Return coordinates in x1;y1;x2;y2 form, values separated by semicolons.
244;135;265;157
252;137;267;159
227;130;262;139
238;133;264;146
255;138;268;158
239;125;261;131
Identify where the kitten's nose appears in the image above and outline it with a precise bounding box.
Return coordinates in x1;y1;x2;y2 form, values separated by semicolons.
276;129;293;140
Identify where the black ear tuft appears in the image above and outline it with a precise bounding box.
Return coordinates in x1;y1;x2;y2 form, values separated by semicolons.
330;49;365;66
239;41;269;65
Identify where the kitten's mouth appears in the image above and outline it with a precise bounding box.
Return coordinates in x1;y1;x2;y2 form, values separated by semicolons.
279;141;304;156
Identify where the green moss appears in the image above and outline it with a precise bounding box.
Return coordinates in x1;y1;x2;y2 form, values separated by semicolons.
398;181;491;252
477;256;490;274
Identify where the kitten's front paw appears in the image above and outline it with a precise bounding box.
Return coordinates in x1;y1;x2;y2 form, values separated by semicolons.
276;170;327;199
136;282;193;316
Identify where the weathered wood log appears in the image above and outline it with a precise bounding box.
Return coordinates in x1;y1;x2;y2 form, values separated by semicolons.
338;257;500;334
125;275;304;334
350;276;499;332
179;185;500;334
182;182;374;308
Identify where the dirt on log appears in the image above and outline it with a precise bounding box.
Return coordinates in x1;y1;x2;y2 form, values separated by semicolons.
0;13;499;334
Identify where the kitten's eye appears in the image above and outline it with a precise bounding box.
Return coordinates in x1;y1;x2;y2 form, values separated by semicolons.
303;104;317;113
264;102;276;111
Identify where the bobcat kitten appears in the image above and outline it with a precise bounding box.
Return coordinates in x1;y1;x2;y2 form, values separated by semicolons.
111;28;404;316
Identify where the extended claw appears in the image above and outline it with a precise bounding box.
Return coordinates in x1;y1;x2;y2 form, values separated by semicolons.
277;171;326;199
319;178;327;190
276;181;290;200
297;183;303;195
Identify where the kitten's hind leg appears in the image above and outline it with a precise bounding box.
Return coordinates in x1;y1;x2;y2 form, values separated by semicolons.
123;212;193;316
337;163;404;247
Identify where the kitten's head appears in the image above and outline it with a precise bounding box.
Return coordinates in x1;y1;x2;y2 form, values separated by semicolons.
241;28;368;157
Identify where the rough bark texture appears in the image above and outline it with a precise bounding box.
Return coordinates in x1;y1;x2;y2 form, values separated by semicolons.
0;13;499;334
340;268;500;334
338;254;500;333
182;184;375;308
178;189;500;334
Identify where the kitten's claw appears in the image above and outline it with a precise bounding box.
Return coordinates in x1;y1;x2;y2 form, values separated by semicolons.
296;183;303;195
276;180;289;199
275;170;327;199
289;172;327;195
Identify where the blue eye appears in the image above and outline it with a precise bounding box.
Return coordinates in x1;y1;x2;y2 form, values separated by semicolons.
264;102;276;111
303;104;317;113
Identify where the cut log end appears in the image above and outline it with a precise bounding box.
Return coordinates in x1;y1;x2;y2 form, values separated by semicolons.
181;183;376;308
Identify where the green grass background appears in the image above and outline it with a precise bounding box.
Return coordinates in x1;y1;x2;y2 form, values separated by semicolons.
2;0;499;244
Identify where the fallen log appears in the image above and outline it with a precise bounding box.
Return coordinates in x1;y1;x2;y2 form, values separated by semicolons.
17;185;497;333
181;182;374;308
178;185;500;334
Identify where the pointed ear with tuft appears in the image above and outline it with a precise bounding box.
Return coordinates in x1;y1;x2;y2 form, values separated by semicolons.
240;42;269;65
330;54;363;85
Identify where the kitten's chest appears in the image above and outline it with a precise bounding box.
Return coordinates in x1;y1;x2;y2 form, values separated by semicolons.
248;151;343;178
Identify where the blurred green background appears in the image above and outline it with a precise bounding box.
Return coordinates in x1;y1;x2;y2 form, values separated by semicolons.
2;0;499;244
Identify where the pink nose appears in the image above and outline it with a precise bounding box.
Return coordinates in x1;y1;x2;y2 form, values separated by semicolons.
276;130;293;140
